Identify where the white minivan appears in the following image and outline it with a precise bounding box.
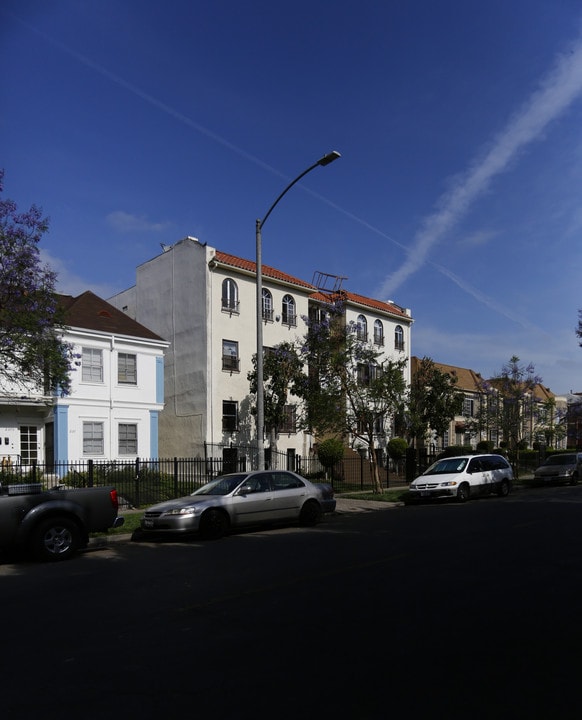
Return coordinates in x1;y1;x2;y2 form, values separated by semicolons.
408;454;513;503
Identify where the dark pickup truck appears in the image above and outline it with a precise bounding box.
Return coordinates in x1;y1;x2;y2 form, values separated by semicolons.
0;483;124;561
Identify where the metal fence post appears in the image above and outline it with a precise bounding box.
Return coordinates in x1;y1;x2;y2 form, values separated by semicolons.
135;457;141;508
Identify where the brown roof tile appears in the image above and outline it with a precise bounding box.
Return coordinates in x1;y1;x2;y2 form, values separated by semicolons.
58;291;165;342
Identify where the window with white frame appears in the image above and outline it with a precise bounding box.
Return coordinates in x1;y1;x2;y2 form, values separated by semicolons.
82;347;103;382
356;314;368;341
262;289;273;321
282;295;296;326
20;425;38;464
222;340;240;371
83;422;104;455
394;326;404;351
118;423;138;455
463;397;475;417
357;362;381;385
118;353;137;384
221;278;239;313
373;319;384;345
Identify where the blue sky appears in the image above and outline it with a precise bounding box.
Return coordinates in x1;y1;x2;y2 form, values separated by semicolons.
2;0;582;395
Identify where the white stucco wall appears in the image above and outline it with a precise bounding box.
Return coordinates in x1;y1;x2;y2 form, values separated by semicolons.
58;330;166;462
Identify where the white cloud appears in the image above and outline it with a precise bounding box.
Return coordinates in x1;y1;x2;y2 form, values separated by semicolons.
105;211;171;234
379;28;582;298
40;249;118;299
458;229;498;247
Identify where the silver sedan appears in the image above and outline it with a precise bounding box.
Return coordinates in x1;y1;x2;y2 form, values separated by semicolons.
140;470;336;539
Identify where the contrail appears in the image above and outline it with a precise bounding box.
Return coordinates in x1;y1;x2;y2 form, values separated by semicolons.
379;27;582;298
2;10;291;186
6;9;582;333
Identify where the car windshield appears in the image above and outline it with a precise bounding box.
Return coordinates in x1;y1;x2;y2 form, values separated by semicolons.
192;474;247;496
424;458;469;475
542;455;577;467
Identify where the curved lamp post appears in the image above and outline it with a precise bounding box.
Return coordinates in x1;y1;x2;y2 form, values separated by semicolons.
255;150;341;470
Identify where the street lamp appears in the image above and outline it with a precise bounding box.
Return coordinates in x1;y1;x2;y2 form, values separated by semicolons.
255;150;341;470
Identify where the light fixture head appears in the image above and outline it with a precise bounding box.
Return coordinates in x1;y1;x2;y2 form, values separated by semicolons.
317;150;341;166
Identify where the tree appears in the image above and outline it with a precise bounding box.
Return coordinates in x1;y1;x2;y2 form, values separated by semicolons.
577;310;582;346
247;341;304;459
0;171;71;394
316;437;344;480
489;356;542;451
297;300;407;493
387;437;408;473
406;357;464;448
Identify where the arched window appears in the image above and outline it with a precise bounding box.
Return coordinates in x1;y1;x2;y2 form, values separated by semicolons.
221;278;239;313
282;294;296;326
356;314;368;341
262;289;273;321
374;319;384;346
394;325;404;351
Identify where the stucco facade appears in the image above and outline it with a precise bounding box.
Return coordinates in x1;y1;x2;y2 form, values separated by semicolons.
109;236;414;466
0;292;168;468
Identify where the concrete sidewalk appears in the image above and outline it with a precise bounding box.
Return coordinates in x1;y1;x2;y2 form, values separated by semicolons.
87;497;399;549
334;496;402;513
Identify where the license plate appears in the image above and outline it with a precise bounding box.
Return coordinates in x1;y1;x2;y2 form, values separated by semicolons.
144;518;154;528
420;491;430;497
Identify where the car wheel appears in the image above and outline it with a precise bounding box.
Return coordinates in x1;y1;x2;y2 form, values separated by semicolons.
199;509;229;540
497;479;510;497
299;500;323;526
457;483;470;503
570;473;578;486
30;517;81;562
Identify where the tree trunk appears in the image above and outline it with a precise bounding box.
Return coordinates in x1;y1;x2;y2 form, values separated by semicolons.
369;443;383;493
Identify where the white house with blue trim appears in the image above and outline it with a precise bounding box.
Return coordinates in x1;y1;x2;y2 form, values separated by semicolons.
0;291;168;468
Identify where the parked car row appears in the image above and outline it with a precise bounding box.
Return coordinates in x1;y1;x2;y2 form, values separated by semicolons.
408;451;582;503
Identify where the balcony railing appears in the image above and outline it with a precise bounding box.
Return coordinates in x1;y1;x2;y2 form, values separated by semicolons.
222;355;240;372
282;313;297;327
221;299;240;314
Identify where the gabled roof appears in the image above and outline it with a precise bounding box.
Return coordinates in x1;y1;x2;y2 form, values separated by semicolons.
411;357;484;392
214;251;316;291
411;356;557;400
58;291;165;342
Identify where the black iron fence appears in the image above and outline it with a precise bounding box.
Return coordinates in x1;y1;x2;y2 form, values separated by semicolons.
0;447;549;508
0;454;409;508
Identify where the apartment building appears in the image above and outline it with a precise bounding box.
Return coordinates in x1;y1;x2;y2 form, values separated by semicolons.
411;357;565;450
109;236;413;467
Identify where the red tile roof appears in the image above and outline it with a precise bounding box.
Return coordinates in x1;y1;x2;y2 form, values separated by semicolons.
310;290;411;320
214;251;316;290
214;249;412;320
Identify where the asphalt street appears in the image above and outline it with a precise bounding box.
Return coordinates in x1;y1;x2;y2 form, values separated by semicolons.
3;485;582;720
